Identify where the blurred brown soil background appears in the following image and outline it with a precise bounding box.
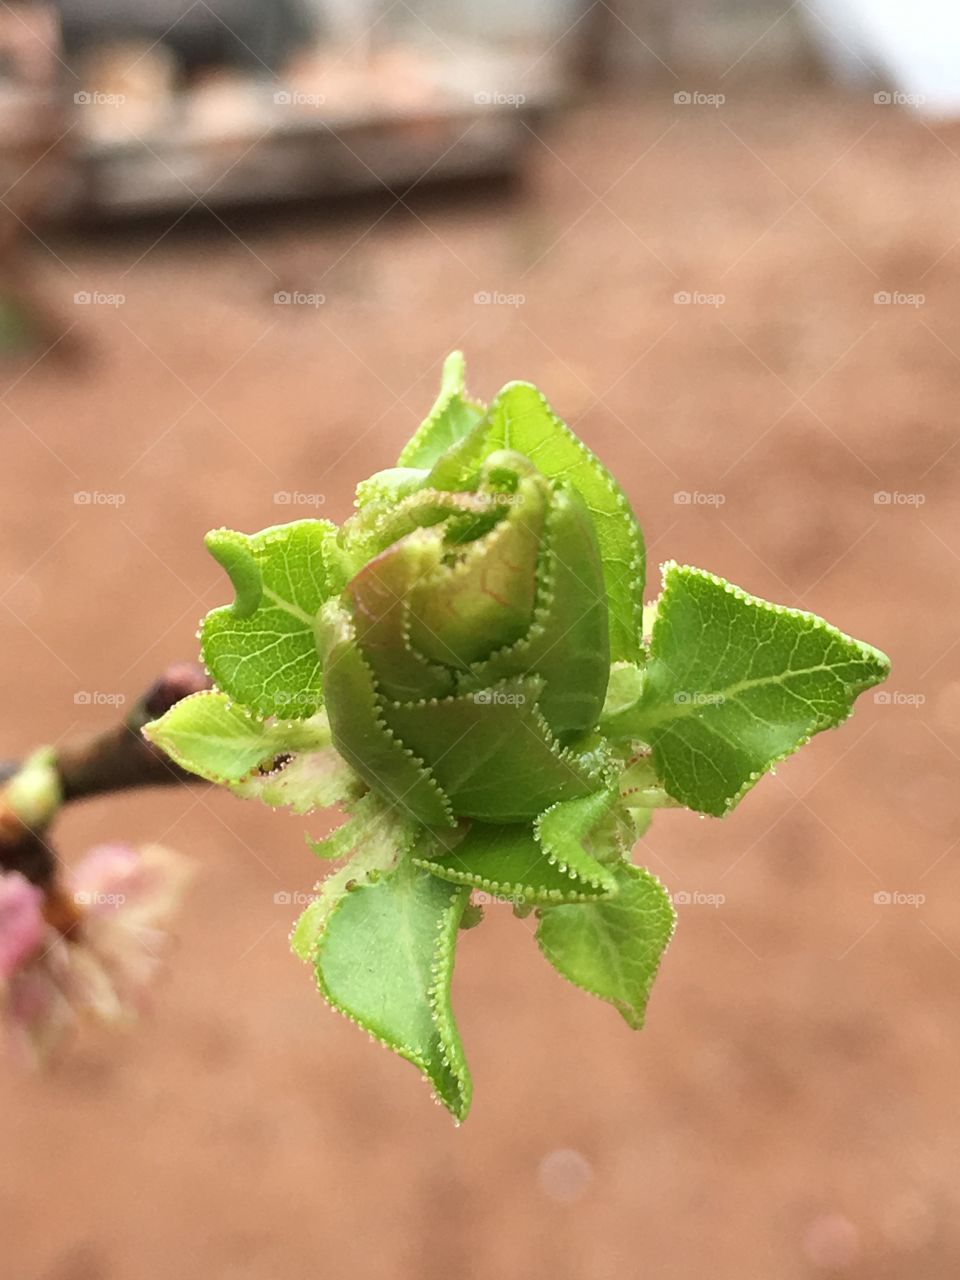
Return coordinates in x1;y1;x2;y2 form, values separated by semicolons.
1;86;959;1280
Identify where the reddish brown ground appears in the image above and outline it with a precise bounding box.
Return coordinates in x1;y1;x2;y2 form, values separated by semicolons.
1;85;958;1280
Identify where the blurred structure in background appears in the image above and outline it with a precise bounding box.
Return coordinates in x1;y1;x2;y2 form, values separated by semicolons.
2;1;958;225
44;0;568;220
1;0;959;358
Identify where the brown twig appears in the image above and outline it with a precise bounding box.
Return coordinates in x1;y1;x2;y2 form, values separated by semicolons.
0;663;210;892
57;664;211;802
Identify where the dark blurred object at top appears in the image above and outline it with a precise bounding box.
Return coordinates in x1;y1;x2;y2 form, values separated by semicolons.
56;0;318;78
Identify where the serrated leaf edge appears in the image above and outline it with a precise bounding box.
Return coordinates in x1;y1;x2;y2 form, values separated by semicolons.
412;855;610;904
200;520;341;719
456;489;563;688
382;673;610;796
311;876;472;1122
535;864;677;1030
396;351;487;470
424;881;473;1121
328;609;457;828
533;794;621;893
650;560;891;815
142;689;299;783
658;561;891;672
494;381;646;660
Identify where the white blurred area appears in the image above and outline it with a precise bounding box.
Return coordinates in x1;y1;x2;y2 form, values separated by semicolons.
805;0;960;116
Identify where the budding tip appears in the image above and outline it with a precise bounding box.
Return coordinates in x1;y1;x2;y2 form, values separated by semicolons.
143;664;212;718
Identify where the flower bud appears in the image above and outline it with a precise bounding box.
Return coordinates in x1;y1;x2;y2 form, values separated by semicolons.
320;447;612;825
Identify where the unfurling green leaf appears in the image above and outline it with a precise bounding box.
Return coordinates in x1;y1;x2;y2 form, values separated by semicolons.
309;862;472;1121
292;791;420;958
202;520;345;719
142;690;358;814
396;350;487;469
484;383;646;662
535;787;626;875
150;351;889;1122
461;484;610;741
414;819;615;904
142;689;317;780
381;677;607;822
537;864;675;1028
317;600;455;829
607;563;890;816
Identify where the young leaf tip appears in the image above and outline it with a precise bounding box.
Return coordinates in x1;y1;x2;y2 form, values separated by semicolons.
440;349;467;397
204;528;261;618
